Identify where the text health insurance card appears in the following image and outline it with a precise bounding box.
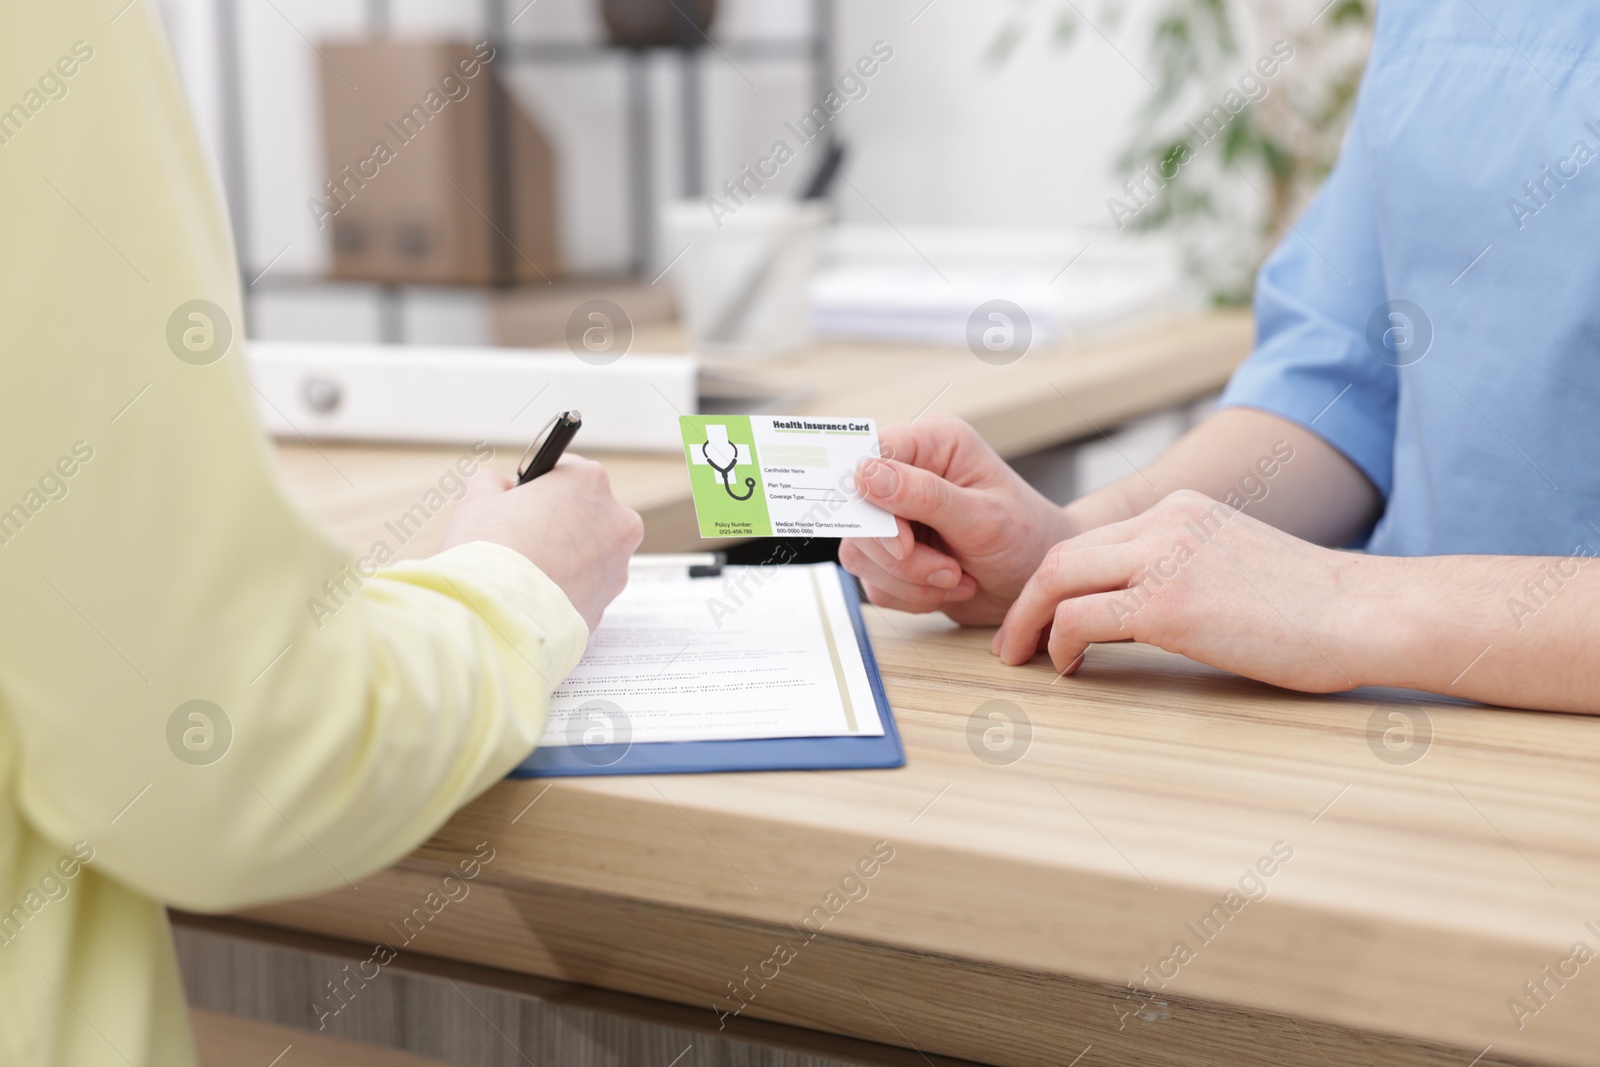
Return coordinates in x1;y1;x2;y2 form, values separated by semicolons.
679;415;898;539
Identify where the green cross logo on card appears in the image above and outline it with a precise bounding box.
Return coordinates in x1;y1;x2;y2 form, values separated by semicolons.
682;415;773;538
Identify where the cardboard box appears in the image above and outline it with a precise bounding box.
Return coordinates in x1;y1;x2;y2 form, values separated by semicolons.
491;279;677;347
316;40;559;285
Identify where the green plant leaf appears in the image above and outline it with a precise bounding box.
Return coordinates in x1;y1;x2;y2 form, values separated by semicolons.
1052;12;1079;47
983;19;1029;68
1330;0;1370;27
1220;118;1257;165
1000;0;1374;300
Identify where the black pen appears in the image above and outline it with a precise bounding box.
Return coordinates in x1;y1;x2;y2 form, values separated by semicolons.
517;410;582;485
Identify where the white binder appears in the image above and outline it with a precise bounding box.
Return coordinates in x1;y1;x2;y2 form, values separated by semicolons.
246;341;697;452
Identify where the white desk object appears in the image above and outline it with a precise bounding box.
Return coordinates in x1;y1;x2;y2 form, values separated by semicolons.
247;341;698;452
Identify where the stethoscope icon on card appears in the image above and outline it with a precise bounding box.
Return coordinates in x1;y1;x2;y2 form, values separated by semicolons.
699;424;757;501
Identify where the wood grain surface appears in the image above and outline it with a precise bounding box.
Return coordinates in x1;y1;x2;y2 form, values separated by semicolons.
176;914;988;1067
191;1007;457;1065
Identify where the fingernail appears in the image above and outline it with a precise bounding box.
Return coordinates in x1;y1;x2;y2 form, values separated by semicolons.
878;536;905;560
854;459;878;495
861;459;898;499
927;568;959;589
990;629;1003;655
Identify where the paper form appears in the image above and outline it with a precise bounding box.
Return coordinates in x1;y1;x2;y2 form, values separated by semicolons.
539;563;885;747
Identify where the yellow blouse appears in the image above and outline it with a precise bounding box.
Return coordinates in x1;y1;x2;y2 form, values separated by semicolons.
0;5;586;1063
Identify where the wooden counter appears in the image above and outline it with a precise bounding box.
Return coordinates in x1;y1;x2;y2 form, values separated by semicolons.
184;314;1600;1065
197;610;1600;1066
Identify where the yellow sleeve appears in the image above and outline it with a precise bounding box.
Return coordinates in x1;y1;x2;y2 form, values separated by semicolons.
0;5;586;909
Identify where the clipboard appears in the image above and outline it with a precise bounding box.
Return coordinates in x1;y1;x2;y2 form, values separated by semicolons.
512;564;905;778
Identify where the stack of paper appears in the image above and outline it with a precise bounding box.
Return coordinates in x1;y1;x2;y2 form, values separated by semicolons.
515;560;904;777
542;564;884;747
808;225;1190;348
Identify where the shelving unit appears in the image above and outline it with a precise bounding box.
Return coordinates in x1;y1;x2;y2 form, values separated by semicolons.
213;0;836;342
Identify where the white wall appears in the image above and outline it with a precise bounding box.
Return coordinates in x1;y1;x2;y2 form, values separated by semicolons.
833;2;1149;231
153;0;1151;283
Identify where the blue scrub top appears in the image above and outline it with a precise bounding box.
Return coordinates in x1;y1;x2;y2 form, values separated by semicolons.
1219;0;1600;557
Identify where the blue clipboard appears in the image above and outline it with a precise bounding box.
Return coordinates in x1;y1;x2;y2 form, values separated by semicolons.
512;564;905;777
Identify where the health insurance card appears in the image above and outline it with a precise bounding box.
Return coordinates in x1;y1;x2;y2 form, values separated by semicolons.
679;415;898;539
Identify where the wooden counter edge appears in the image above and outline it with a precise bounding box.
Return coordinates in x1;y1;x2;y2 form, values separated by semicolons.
215;860;1556;1067
173;910;987;1067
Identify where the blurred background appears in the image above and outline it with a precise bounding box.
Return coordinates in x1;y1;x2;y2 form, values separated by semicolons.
153;0;1372;495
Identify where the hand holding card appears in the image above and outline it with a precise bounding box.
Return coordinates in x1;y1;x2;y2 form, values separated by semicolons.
680;415;898;539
